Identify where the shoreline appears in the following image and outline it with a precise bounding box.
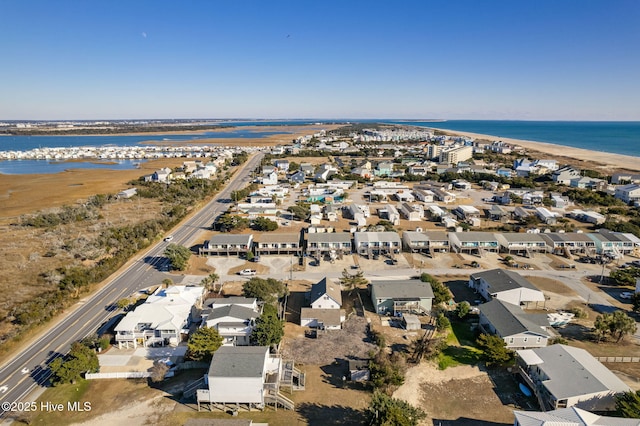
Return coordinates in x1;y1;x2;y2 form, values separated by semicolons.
431;127;640;173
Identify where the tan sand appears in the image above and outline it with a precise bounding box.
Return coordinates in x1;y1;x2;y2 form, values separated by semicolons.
433;127;640;173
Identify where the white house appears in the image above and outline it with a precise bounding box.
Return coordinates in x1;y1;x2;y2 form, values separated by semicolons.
515;407;640;426
516;345;631;411
300;277;345;330
115;286;204;349
615;184;640;205
469;269;545;306
203;299;261;346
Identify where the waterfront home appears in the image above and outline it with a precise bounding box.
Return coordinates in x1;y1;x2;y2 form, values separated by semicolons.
115;285;203;349
469;269;545;306
614;183;640;205
449;232;499;255
479;299;550;349
201;234;253;256
370;279;434;316
516;345;631;411
353;232;402;257
552;166;581;185
612;172;640;185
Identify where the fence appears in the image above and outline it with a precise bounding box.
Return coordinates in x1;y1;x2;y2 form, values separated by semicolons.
85;371;151;380
597;356;640;363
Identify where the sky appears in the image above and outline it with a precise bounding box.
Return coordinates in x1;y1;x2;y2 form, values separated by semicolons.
1;0;639;120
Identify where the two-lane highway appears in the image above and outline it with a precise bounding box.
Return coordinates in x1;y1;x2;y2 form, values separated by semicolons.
0;151;264;416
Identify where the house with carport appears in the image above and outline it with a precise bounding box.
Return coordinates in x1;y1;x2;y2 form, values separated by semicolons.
201;234;253;256
469;269;545;307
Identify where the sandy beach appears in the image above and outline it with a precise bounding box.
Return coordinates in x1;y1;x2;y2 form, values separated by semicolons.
433;127;640;173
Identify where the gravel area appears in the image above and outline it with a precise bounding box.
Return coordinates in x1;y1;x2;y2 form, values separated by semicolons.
281;315;377;365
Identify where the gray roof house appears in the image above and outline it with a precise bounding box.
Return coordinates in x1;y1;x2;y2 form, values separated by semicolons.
479;299;550;349
449;232;499;255
469;269;545;306
516;344;631;411
300;277;345;329
354;232;402;257
254;233;302;256
205;304;261;346
370;279;434;315
305;232;353;256
197;346;297;411
201;234;254;256
495;233;549;256
514;406;640;426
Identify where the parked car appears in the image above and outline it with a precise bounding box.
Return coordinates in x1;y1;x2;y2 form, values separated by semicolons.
251;255;261;263
238;269;257;276
620;291;635;300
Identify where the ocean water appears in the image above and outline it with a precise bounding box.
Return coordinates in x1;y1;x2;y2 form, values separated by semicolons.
0;128;291;152
388;120;640;158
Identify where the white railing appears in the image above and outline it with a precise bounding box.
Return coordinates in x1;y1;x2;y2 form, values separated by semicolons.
85;371;150;379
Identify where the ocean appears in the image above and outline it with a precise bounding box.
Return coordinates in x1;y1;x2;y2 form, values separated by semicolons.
388;120;640;158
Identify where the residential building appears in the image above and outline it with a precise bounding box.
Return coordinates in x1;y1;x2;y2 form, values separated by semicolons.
253;233;302;256
197;346;302;411
449;232;499;255
587;229;639;256
305;232;353;257
439;145;473;165
353;232;402;257
612;172;640;185
479;299;550;349
514;407;640;426
469;269;545;306
300;278;345;330
400;203;423;221
453;205;481;220
552;166;581;185
496;233;549;256
516;345;631;411
535;207;560;225
204;304;260;346
540;233;596;256
201;234;254;256
413;188;435;203
378;204;400;225
614;184;640;205
115;286;204;349
274;159;290;171
488;205;509;222
370;279;434;315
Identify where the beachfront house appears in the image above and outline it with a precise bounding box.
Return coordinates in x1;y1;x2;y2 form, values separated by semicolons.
615;184;640;205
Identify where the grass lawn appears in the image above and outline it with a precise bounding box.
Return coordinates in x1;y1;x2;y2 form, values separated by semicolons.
438;320;482;370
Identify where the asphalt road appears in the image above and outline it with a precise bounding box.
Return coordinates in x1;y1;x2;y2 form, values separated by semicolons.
0;152;264;417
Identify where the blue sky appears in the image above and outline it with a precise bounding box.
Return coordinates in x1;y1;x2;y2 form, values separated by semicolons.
1;0;639;120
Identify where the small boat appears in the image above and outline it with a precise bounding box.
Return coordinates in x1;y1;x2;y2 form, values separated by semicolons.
519;383;532;397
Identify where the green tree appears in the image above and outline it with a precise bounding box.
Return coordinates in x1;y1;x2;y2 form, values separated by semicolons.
610;267;640;286
370;351;407;391
633;293;640;313
186;326;223;362
368;390;426;426
594;311;637;343
242;277;287;304
200;273;220;292
251;304;284;347
164;243;191;271
217;213;250;232
339;268;369;294
476;333;513;367
49;341;99;386
117;298;131;310
253;217;278;231
616;390;640;418
420;274;450;305
455;301;471;319
435;313;450;331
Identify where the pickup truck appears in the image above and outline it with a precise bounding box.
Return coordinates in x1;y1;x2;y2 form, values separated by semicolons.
238;269;257;276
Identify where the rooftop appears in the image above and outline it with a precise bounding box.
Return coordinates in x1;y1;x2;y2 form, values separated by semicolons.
370;279;435;300
208;346;269;378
